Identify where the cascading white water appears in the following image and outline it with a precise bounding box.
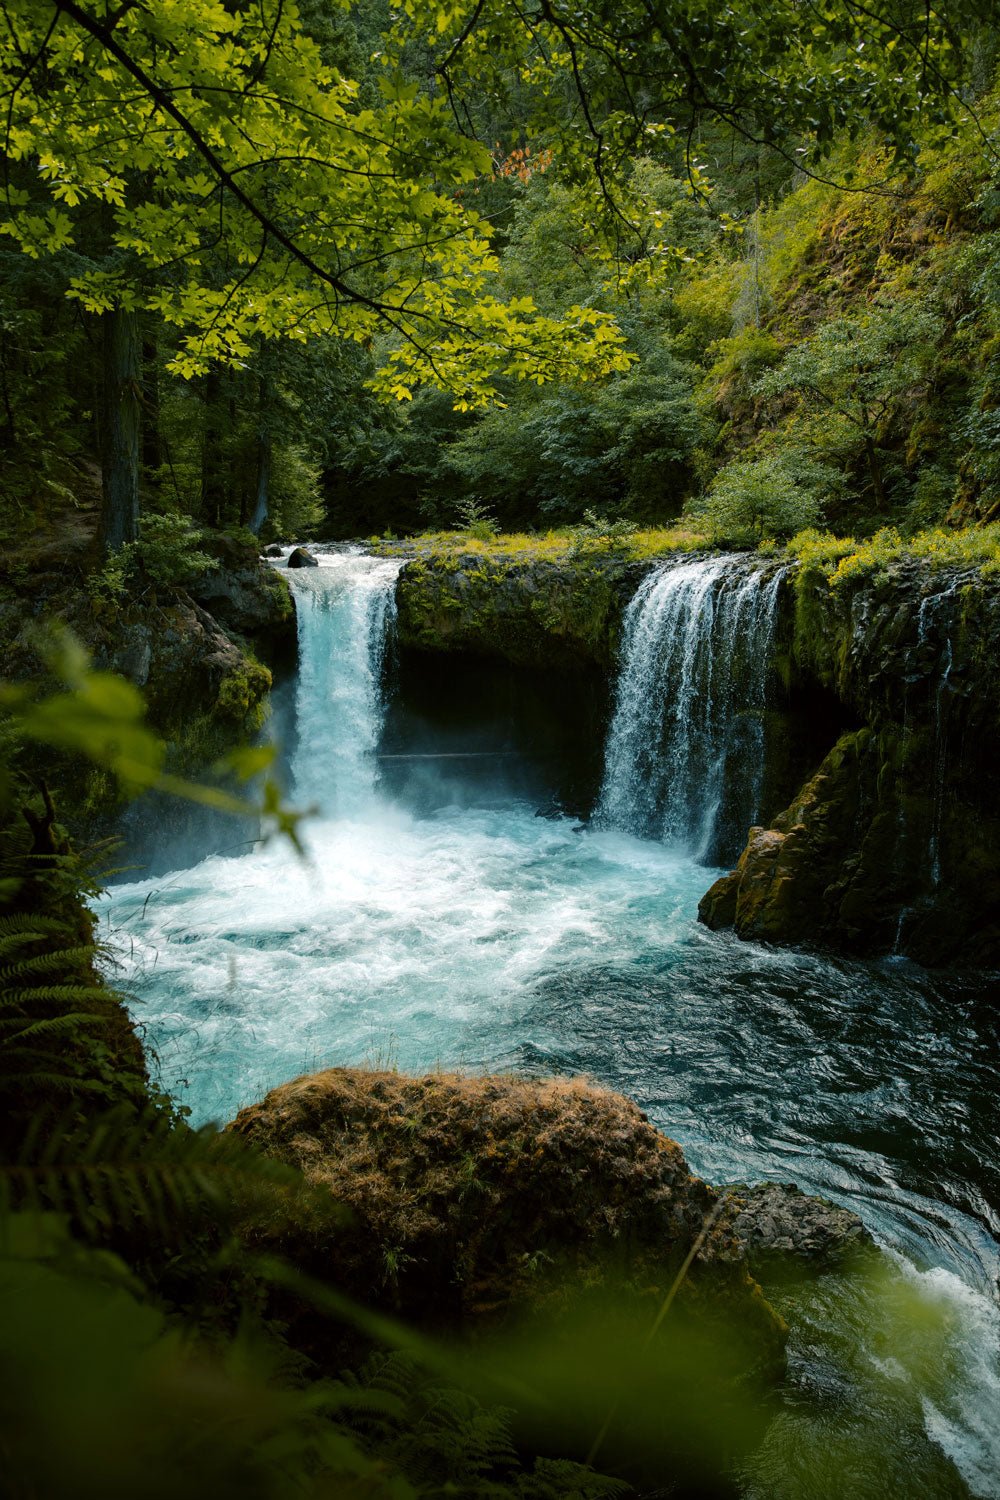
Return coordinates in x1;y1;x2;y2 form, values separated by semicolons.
286;551;403;815
97;549;1000;1499
597;555;785;860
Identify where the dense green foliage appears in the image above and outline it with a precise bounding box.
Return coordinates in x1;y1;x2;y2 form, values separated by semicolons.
4;1;1000;1495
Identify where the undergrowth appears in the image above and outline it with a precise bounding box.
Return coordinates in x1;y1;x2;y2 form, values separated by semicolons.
371;524;710;563
786;524;1000;585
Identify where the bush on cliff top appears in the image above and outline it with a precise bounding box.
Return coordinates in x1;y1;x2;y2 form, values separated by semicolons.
787;523;1000;583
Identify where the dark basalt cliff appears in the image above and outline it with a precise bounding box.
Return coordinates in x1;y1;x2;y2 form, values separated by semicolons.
392;545;1000;967
0;532;296;854
702;559;1000;966
394;548;644;670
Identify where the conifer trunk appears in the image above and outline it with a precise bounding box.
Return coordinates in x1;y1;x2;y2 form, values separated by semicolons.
141;337;161;481
98;306;141;555
864;436;886;508
201;367;224;525
250;369;272;535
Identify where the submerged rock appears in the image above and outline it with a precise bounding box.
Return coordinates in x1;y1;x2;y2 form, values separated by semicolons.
229;1066;786;1375
720;1182;875;1272
287;546;319;569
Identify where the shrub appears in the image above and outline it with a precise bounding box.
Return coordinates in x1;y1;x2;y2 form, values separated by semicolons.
137;513;217;588
454;496;499;542
697;452;843;543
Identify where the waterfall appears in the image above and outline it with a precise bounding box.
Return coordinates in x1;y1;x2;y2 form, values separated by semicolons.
285;550;403;816
598;555;785;861
915;584;960;891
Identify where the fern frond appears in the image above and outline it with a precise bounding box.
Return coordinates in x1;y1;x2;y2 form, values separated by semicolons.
0;915;68;943
0;1070;106;1096
0;1108;310;1242
0;1014;105;1042
0;947;101;979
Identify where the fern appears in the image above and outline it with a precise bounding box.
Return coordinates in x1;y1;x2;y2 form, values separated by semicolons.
342;1353;630;1499
0;1106;312;1241
0;913;141;1118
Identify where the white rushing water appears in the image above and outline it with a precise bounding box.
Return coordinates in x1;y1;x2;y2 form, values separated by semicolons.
288;551;403;814
98;546;1000;1499
598;555;785;859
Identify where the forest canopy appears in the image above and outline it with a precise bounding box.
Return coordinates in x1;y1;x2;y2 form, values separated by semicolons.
1;0;998;548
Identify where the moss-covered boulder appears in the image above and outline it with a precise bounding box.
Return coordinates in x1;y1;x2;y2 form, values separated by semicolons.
188;533;295;669
229;1067;786;1372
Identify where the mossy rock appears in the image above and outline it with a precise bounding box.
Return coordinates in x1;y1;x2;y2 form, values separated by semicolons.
229;1067;787;1384
395;554;644;670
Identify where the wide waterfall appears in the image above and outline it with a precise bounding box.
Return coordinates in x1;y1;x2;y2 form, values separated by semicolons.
98;548;1000;1500
287;551;403;814
598;555;784;861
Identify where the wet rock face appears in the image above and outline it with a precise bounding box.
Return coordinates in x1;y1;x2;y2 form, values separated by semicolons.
395;552;646;670
703;561;1000;966
228;1067;786;1373
287;545;319;569
188;536;295;668
720;1183;875;1272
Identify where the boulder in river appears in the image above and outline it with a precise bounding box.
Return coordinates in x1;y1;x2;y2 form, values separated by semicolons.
287;546;319;568
229;1066;787;1375
720;1181;875;1272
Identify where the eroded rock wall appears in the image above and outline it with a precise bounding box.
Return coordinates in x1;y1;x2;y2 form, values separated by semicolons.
702;560;1000;965
395;550;644;669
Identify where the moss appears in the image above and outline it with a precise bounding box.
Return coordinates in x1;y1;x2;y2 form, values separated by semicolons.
396;551;646;670
216;658;272;725
372;525;710;565
230;1067;787;1375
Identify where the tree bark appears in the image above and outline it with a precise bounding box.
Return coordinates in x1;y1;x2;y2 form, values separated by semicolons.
864;435;886;508
141;336;161;480
201;366;224;525
249;367;272;535
99;305;141;555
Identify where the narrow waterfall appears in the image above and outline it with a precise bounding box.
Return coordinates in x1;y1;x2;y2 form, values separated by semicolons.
285;551;403;815
914;583;960;890
598;556;785;861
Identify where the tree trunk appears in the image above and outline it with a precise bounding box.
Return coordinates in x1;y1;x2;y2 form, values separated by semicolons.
864;435;887;508
201;367;224;525
99;305;141;555
249;368;272;535
141;337;161;481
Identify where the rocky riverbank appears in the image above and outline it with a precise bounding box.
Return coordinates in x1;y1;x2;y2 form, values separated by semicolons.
0;530;296;848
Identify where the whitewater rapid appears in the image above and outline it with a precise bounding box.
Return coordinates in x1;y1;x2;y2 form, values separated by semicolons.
97;548;1000;1499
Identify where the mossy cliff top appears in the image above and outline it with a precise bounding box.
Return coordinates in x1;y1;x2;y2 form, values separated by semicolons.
784;527;1000;740
388;527;708;670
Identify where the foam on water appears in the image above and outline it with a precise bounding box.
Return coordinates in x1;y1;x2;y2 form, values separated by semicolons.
97;547;1000;1498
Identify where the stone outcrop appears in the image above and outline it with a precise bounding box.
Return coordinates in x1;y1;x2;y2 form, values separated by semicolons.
702;558;1000;965
188;533;295;668
287;545;319;569
0;531;296;857
229;1066;786;1377
394;549;645;670
720;1182;875;1271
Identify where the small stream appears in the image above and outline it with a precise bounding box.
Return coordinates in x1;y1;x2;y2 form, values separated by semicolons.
98;549;1000;1499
